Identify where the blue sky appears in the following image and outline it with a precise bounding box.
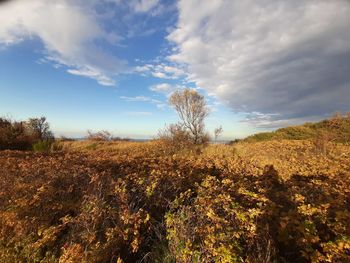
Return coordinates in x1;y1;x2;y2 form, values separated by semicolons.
1;0;350;139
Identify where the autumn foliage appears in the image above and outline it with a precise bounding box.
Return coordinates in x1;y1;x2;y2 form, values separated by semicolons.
0;139;349;262
0;116;54;151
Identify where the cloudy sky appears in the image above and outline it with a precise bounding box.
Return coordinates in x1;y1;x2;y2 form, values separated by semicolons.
1;0;349;139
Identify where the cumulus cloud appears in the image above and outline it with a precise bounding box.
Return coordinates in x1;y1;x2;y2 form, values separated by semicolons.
150;83;172;93
135;63;185;79
67;68;116;86
168;0;350;127
0;0;126;86
149;83;186;96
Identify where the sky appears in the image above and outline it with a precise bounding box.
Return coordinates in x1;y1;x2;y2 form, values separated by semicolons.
0;0;350;139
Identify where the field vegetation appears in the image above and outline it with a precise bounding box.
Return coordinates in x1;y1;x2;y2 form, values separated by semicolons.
0;137;349;262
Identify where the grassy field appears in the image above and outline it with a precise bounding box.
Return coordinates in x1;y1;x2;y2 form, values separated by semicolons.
0;139;350;262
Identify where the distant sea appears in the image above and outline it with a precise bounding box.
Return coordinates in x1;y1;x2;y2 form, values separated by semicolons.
73;138;230;144
73;138;150;142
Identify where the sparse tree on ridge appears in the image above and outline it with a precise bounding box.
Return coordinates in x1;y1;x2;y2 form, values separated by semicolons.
169;89;209;144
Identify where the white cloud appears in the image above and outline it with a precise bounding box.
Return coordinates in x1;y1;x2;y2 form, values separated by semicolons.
150;83;172;93
120;95;166;108
168;0;350;126
0;0;126;86
153;64;185;79
149;83;186;95
67;68;116;86
135;63;185;79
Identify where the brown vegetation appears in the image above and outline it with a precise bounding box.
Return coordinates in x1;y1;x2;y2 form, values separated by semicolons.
0;139;349;262
0;116;54;151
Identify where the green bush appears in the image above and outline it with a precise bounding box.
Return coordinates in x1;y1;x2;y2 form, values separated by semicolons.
32;140;53;152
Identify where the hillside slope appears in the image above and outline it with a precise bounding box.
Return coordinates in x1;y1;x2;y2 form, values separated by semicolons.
244;113;350;143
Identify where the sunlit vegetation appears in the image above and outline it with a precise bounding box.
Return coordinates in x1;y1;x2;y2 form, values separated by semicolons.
0;136;349;262
244;113;350;143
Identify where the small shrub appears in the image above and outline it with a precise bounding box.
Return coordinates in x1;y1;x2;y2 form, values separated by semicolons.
32;140;53;152
86;142;98;150
86;130;113;141
0;116;54;151
51;141;63;152
0;117;34;150
313;130;333;155
158;123;194;152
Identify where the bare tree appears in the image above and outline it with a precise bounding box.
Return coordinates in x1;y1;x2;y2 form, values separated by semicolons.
169;89;209;144
214;126;223;142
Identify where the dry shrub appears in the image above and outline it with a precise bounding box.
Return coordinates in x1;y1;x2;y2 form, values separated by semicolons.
314;130;333;155
165;174;277;263
86;130;113;141
158;123;209;154
86;131;130;142
166;166;350;262
0;116;54;151
0;140;349;262
158;123;194;151
0;117;34;150
0;151;152;262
